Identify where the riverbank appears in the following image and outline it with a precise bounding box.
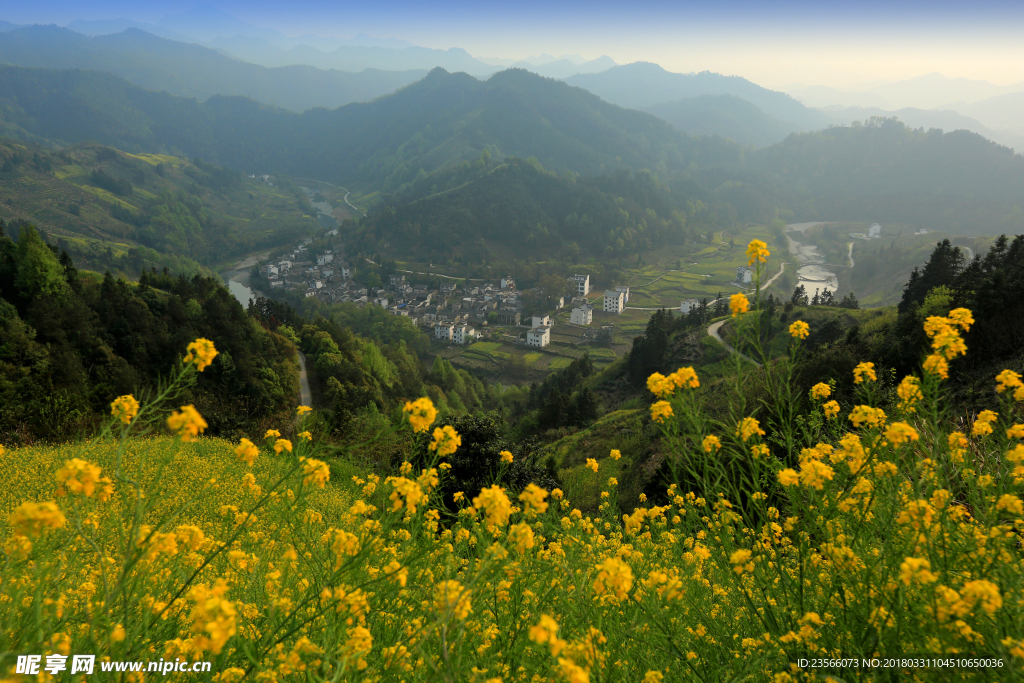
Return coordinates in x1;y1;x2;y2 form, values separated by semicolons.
786;222;839;295
221;250;271;309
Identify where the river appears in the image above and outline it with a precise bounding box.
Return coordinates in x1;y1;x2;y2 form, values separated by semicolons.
221;250;271;309
786;222;839;296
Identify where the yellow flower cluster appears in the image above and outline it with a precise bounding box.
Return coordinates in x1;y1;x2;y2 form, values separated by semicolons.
972;410;998;437
996;369;1024;401
746;239;770;266
403;397;438;433
110;394;140;424
55;458;113;500
234;438;258;465
500;450;514;464
167;404;207;442
183;337;218;372
853;361;876;384
810;382;831;400
789;320;810;340
429;425;462;456
650;400;673;423
735;417;765;442
646;367;699;397
729;293;750;317
848;404;886;429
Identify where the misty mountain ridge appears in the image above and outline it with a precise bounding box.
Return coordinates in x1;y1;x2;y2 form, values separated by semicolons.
790;72;1024;111
0;25;427;113
819;105;1023;153
640;95;797;149
565;62;830;133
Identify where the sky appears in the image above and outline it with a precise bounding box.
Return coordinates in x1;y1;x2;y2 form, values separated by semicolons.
5;1;1024;89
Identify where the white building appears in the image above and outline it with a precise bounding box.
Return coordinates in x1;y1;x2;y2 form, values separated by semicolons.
317;254;334;266
501;276;516;290
569;274;590;296
615;285;630;303
531;314;552;328
453;324;475;345
603;289;625;314
555;296;565;309
570;304;593;326
434;322;454;341
680;299;700;314
736;266;753;284
869;223;882;238
526;326;550;348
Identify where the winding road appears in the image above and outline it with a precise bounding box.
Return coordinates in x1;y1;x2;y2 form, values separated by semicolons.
707;320;761;368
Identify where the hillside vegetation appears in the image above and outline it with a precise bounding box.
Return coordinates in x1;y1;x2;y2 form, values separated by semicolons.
0;140;316;274
0;26;426;113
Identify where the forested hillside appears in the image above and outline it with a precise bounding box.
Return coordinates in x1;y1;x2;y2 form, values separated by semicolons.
0;222;298;442
0;140;315;274
752;117;1024;234
0;26;426;113
354;158;721;260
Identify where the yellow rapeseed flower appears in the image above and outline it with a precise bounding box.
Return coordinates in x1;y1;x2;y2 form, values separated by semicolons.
650;400;673;424
183;338;218;372
947;307;974;331
995;494;1024;516
500;450;513;464
593;556;633;601
55;459;112;500
822;400;840;418
853;361;876;384
167;405;207;442
234;438;258;465
777;469;799;486
508;523;535;553
789;320;810;340
296;405;312;415
388;477;426;513
702;435;721;453
585;458;599;472
433;580;471;620
923;354;949;379
519;484;549;517
885;422;920;445
429;425;461;456
746;239;770;266
301;458;330;488
736;417;765;442
403;397;437;433
298;430;312;441
848;405;886;429
972;410;998;437
273;438;292;455
110;394;139;424
810;382;831;400
265;429;281;439
9;501;66;537
609;449;622;460
668;366;700;390
896;376;923;413
729;549;753;574
186;579;236;654
646;372;674;398
729;293;750;317
473;485;512;529
995;369;1023;395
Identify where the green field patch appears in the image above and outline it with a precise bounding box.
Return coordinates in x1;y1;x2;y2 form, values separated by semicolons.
77;184;137;209
547;357;573;370
469;341;504;353
522;353;542;366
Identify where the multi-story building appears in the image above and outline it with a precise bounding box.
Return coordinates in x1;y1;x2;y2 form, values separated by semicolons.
434;322;454;341
569;274;590;297
526;326;551;348
531;314;552;328
453;324;475;345
570;304;593;326
603;289;625;314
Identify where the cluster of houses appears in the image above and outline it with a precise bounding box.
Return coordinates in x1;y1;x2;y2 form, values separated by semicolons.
259;245;630;350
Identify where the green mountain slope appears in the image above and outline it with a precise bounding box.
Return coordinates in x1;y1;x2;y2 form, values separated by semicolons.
0;64;740;190
0;140;315;274
751;118;1024;234
0;26;426;113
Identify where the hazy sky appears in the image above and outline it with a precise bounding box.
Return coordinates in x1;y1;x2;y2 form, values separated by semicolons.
6;1;1024;89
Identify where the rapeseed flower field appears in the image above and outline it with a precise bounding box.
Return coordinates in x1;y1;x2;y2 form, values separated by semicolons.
2;245;1023;681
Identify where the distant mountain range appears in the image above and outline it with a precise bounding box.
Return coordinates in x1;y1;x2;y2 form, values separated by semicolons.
639;95;798;148
820;105;1024;152
0;25;427;112
0;64;737;190
566;63;831;133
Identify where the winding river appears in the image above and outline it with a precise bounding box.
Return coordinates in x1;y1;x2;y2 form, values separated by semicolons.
786;222;839;296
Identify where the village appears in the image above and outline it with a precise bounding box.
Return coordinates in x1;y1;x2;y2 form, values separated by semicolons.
254;232;657;352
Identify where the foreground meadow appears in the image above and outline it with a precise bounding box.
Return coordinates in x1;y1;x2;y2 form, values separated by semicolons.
2;247;1023;682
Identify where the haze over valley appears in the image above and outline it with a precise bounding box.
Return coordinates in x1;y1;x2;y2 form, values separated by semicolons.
2;4;1024;679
